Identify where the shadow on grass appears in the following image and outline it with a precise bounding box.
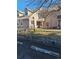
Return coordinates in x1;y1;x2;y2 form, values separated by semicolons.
17;30;61;58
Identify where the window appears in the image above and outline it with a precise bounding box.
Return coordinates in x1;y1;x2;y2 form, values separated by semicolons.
32;17;34;19
37;21;42;28
58;19;61;29
17;22;19;25
31;21;34;24
57;15;61;19
21;22;23;25
46;22;49;26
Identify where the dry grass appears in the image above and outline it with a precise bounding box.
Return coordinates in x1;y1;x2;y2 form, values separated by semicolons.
17;28;61;38
31;29;61;36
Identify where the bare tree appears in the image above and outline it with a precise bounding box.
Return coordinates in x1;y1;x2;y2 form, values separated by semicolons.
25;0;61;31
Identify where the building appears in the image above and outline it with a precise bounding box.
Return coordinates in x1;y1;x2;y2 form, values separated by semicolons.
17;5;61;32
28;6;61;29
17;16;29;33
28;11;44;29
17;10;25;17
43;10;61;29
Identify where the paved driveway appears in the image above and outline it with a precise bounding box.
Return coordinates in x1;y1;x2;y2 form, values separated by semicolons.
17;35;61;59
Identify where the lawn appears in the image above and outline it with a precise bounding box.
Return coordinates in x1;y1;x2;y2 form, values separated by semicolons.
18;28;60;35
17;28;61;49
17;28;61;40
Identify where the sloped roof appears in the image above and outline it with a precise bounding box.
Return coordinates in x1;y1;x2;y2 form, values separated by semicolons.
17;16;29;20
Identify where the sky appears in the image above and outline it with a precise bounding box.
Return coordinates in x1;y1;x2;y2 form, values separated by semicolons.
17;0;26;11
17;0;60;12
